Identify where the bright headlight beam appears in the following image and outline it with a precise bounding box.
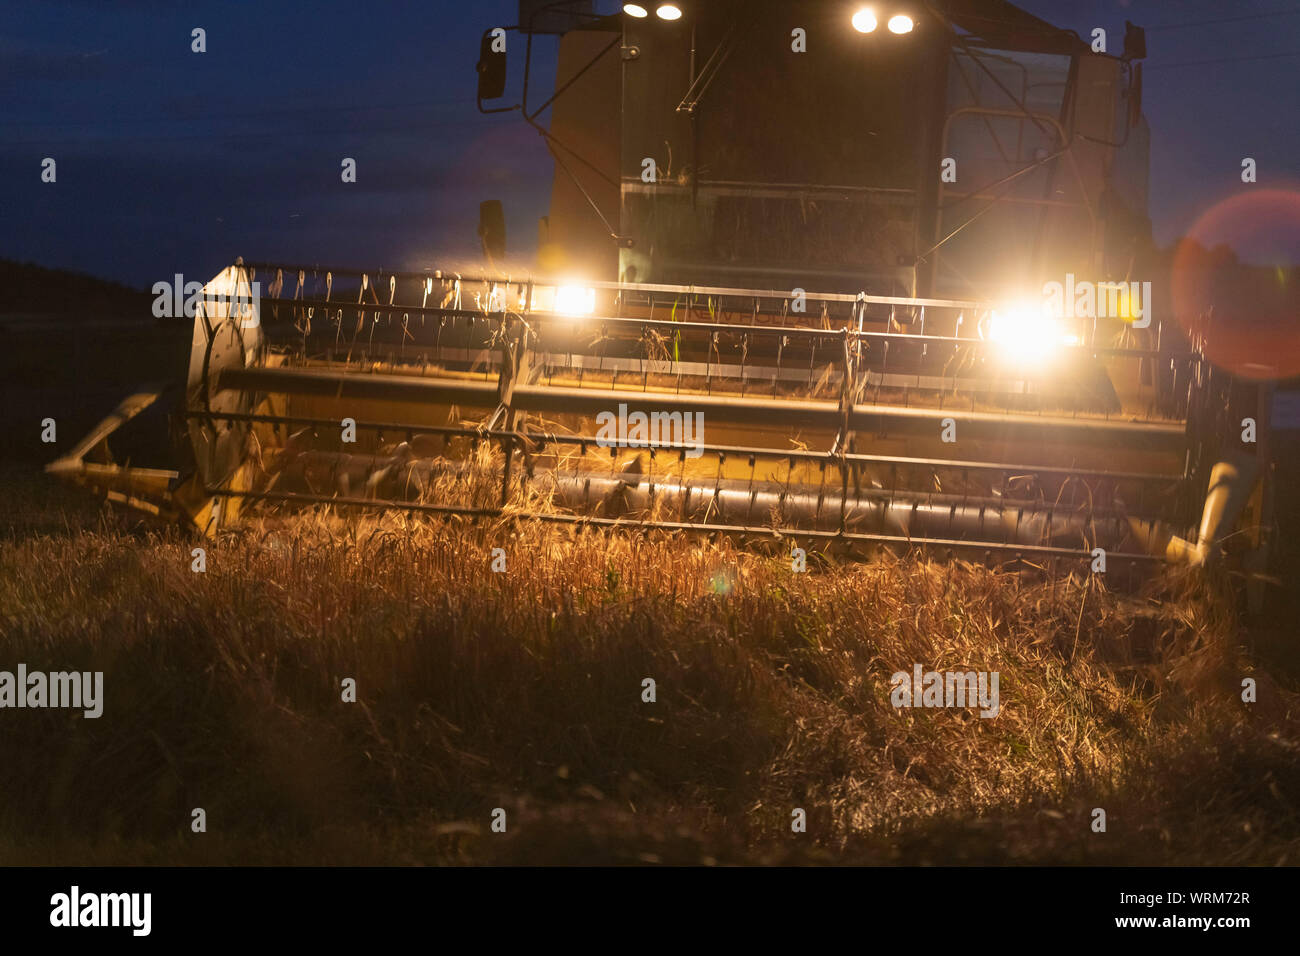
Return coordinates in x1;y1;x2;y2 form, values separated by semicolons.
623;3;648;17
555;285;597;316
852;8;878;33
887;14;914;34
985;302;1068;363
655;3;682;20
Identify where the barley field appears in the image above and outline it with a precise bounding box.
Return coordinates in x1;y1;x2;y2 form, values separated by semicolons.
1;466;1297;865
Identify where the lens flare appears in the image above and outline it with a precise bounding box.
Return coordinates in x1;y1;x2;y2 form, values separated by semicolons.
1171;188;1300;380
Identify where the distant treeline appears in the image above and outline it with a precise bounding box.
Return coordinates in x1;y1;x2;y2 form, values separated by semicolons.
0;259;151;315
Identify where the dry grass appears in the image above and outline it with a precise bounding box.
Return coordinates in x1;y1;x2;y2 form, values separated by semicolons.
0;465;1297;865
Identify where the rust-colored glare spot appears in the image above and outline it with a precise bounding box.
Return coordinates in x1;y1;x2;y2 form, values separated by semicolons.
1171;189;1300;380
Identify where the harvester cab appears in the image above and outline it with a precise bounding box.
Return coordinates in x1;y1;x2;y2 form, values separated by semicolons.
48;0;1272;598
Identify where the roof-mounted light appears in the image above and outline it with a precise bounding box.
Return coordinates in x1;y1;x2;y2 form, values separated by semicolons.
851;8;878;33
888;14;914;34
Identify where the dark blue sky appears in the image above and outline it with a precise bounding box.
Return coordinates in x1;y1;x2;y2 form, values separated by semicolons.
2;0;1298;287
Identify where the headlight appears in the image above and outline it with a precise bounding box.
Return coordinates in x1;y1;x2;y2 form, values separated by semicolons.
555;285;597;316
852;9;878;33
985;302;1070;363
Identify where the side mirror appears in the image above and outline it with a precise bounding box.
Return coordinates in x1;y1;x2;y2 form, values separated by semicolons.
1123;21;1146;60
477;29;507;101
479;200;507;263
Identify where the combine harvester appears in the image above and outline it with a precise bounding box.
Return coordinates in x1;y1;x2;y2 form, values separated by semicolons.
48;0;1271;586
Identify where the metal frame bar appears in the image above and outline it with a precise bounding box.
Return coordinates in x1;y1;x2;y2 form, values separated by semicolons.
185;409;1185;485
239;263;992;310
214;366;1188;448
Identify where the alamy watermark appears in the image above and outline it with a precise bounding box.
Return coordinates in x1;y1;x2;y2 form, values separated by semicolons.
50;886;150;936
1042;273;1151;328
152;273;260;327
890;664;1000;718
595;403;705;458
0;665;103;718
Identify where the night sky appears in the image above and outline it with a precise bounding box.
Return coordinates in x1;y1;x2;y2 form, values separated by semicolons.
2;0;1298;288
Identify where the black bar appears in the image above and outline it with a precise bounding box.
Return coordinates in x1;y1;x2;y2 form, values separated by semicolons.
2;867;1280;943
